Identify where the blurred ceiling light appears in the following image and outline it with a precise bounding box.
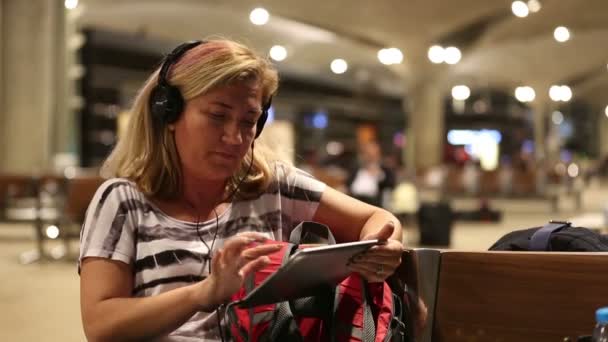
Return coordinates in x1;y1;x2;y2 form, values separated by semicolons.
330;59;348;74
250;8;270;25
549;85;560;101
326;141;344;156
515;86;536;102
561;86;573;101
551;111;564;125
269;45;287;61
554;26;570;42
605;105;608;118
377;48;403;65
428;45;445;64
312;111;328;129
511;1;529;17
527;0;542;13
452;85;471;101
64;0;78;9
567;163;579;178
46;225;60;239
444;47;462;64
549;85;572;102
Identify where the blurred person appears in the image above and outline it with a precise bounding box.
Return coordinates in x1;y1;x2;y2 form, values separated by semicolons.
424;165;446;191
499;156;513;196
391;171;419;229
78;39;404;342
346;141;396;208
462;160;480;195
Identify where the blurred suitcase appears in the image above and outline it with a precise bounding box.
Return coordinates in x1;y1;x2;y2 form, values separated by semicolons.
417;202;453;246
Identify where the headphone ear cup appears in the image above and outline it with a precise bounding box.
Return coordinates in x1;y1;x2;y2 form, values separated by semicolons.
149;85;169;122
255;110;268;139
163;86;185;124
149;85;184;124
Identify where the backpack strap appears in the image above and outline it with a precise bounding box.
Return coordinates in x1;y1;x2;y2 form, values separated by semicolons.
331;273;380;342
289;221;336;245
399;284;416;342
262;243;303;341
265;301;304;342
529;220;571;251
389;292;407;342
368;281;396;342
330;274;363;341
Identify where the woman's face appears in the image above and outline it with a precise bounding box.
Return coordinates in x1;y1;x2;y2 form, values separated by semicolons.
172;80;263;182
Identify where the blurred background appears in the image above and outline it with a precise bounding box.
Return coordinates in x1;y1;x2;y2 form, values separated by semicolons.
1;0;608;340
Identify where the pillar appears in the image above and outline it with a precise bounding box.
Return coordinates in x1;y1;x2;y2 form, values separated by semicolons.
530;99;550;195
405;76;444;173
0;0;68;174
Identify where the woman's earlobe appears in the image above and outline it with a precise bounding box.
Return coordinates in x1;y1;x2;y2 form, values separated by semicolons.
168;124;176;131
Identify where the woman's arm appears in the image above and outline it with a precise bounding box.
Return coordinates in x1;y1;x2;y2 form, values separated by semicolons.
312;186;403;282
312;186;402;243
80;258;215;342
80;233;281;342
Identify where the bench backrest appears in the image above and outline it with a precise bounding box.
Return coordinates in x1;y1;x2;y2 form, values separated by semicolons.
432;251;608;341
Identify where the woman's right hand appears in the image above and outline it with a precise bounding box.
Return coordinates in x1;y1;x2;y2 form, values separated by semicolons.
196;232;282;311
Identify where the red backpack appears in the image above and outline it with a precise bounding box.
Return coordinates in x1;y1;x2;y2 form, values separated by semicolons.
225;222;410;342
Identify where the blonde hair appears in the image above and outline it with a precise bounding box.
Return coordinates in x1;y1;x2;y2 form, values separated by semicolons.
101;39;280;200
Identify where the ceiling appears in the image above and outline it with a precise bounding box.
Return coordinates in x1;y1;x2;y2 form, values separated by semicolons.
77;0;608;110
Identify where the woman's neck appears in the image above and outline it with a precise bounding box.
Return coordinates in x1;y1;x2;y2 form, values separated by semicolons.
181;175;228;211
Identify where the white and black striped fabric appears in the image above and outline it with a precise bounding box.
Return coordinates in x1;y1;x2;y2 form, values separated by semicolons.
78;162;326;341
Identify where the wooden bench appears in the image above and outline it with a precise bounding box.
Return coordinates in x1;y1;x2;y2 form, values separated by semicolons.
0;171;104;262
399;250;608;342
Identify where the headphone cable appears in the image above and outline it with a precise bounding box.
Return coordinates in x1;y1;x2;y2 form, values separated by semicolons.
192;144;255;341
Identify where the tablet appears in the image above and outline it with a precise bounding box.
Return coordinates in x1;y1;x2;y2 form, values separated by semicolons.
234;239;383;308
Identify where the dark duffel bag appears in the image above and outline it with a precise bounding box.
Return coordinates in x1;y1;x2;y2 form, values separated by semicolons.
489;220;608;252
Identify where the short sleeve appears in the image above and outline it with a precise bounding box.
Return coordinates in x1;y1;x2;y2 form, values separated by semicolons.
274;162;327;227
78;179;140;272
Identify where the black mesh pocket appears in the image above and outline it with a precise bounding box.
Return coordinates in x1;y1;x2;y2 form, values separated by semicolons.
290;284;334;321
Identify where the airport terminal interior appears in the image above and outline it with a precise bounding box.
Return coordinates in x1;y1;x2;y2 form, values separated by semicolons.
1;0;608;341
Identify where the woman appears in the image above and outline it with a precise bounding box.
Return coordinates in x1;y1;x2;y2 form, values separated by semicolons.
79;39;403;341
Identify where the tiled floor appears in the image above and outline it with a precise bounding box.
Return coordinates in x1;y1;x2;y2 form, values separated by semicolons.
1;180;605;341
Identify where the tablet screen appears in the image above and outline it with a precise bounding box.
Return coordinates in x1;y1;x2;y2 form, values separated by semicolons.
235;239;382;308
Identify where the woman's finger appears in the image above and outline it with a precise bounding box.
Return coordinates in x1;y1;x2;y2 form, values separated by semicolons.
239;256;271;277
241;244;282;260
347;263;385;283
211;248;224;272
222;235;266;259
365;242;404;255
364;248;402;257
235;232;269;241
352;253;401;267
349;260;395;278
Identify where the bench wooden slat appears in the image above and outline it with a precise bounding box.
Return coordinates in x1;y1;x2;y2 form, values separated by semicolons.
434;251;608;341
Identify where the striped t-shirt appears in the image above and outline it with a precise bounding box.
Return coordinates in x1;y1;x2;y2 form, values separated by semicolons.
78;162;326;341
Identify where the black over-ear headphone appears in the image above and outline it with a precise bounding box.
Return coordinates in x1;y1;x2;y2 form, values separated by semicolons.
149;40;271;139
256;97;271;139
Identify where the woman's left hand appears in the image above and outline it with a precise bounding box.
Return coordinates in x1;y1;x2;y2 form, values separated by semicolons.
347;222;403;283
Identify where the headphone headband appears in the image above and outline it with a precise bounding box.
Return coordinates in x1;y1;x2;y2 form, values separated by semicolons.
158;41;203;86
